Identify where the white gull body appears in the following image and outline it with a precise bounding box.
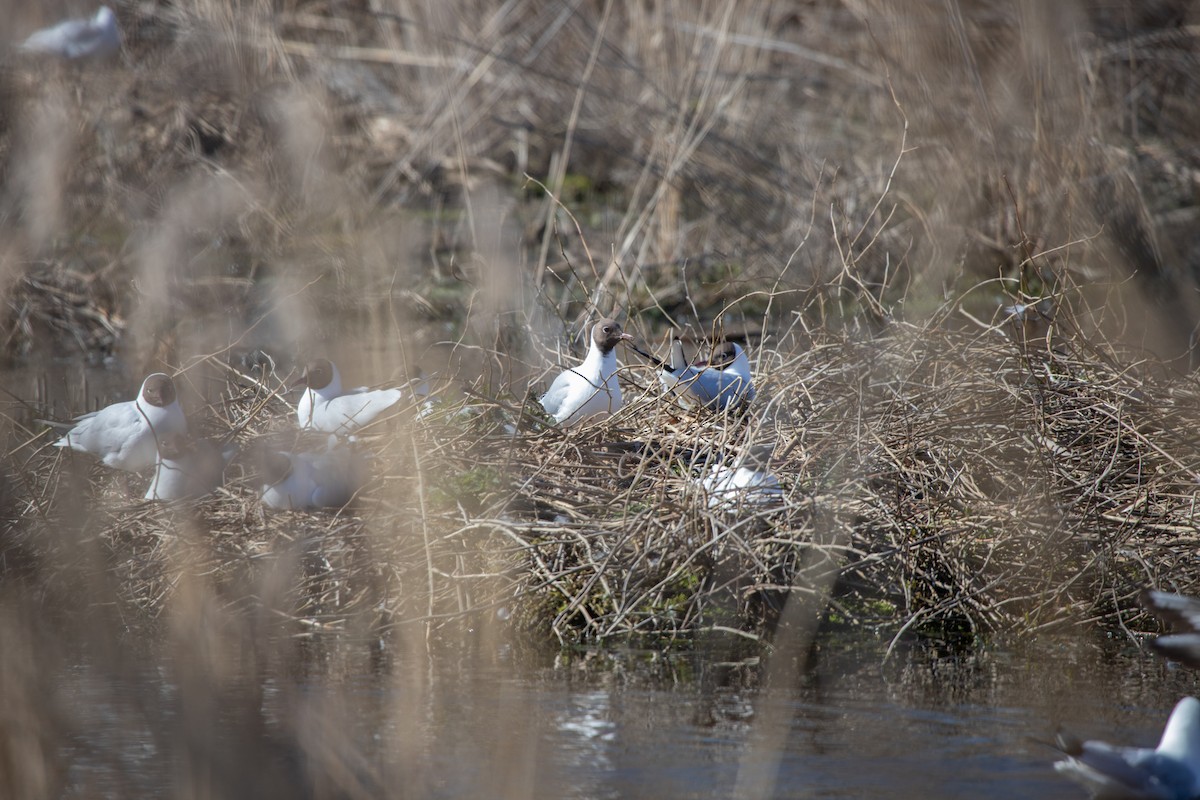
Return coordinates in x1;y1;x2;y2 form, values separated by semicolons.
145;434;233;501
659;339;755;411
295;358;403;436
700;444;782;509
260;440;365;511
54;373;188;472
539;319;632;427
20;6;120;59
1055;697;1200;800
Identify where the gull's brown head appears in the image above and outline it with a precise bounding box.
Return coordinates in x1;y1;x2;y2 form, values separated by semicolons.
592;319;633;354
140;373;177;408
292;358;334;391
709;341;740;369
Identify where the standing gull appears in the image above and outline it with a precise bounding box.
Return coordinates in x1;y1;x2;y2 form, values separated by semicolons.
658;338;755;411
20;6;121;60
1054;696;1200;800
54;373;188;472
539;319;633;426
294;358;403;436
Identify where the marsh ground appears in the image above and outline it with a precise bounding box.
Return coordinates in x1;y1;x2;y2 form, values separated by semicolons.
3;1;1200;797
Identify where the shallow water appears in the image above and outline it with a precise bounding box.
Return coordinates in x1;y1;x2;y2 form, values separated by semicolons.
54;632;1200;799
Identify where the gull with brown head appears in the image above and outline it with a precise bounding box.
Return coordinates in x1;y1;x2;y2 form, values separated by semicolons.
54;372;188;472
294;358;404;436
539;318;633;427
658;338;755;411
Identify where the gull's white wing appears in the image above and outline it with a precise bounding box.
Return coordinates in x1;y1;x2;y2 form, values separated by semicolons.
314;388;403;434
1055;698;1200;800
539;370;578;418
1059;740;1199;800
677;368;752;410
57;400;154;470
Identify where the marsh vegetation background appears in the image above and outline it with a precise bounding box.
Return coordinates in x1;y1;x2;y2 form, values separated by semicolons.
3;0;1200;797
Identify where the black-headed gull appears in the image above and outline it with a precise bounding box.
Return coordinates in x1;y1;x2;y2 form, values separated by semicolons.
20;6;121;60
1142;590;1200;669
1054;696;1200;800
539;318;633;426
700;443;783;509
54;373;188;472
258;439;365;511
659;338;755;411
144;433;234;501
294;358;404;436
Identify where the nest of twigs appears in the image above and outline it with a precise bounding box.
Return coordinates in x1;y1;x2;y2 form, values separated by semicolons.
5;308;1200;648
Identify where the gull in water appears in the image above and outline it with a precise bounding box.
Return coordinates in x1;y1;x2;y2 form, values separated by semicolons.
539;318;632;426
1141;590;1200;669
699;443;783;509
144;433;234;502
1054;696;1200;800
658;338;755;411
54;373;188;472
294;358;404;436
258;438;365;511
20;6;121;60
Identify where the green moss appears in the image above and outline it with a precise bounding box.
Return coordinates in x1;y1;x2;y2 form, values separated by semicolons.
429;466;505;511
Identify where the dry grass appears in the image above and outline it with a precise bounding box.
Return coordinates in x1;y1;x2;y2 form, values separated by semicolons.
3;1;1200;796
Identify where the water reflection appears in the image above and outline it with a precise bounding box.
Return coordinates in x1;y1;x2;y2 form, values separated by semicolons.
50;633;1200;799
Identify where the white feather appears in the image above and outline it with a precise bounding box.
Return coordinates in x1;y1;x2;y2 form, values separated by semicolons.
55;374;187;472
145;437;234;501
540;320;630;427
261;441;365;511
659;340;755;411
20;6;120;59
296;360;403;435
699;445;782;509
1055;697;1200;800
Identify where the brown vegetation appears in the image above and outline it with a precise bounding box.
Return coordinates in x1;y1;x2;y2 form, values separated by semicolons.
3;0;1200;795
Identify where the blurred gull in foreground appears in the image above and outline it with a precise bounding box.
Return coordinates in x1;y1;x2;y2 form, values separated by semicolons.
1141;590;1200;669
294;358;403;436
20;6;120;60
259;438;365;511
1054;696;1200;800
539;318;632;426
658;338;755;411
699;443;782;509
145;433;234;502
54;373;188;472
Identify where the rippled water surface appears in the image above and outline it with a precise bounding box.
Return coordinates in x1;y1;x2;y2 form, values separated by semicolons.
56;632;1199;799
